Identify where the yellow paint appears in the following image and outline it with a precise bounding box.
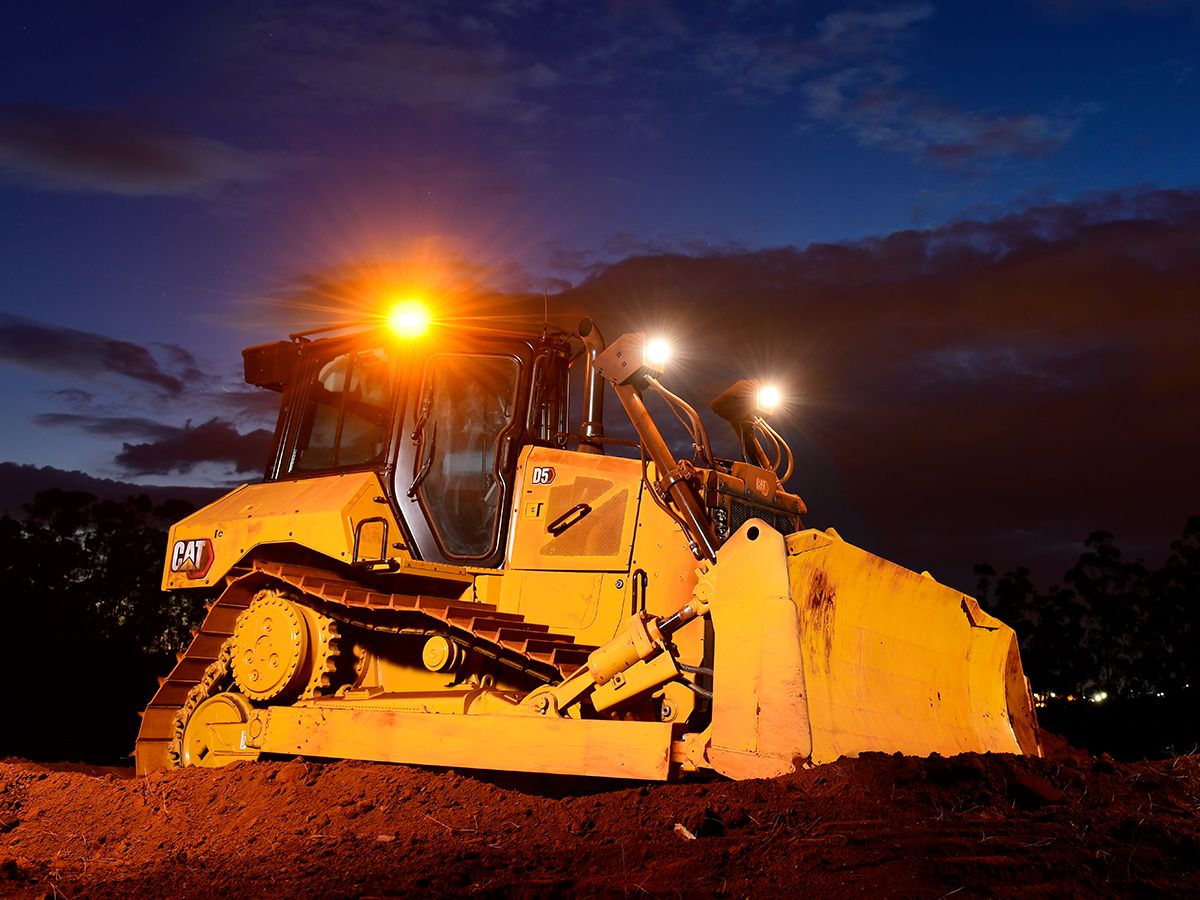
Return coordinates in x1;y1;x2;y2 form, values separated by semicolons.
180;693;259;767
785;528;1040;762
629;462;707;669
254;703;673;780
161;472;471;590
151;437;1040;782
706;522;813;779
511;571;636;646
506;446;643;572
352;632;530;694
591;651;680;712
489;448;706;663
497;447;698;651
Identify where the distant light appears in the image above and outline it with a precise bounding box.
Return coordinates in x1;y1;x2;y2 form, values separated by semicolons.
388;301;431;338
1089;690;1108;704
644;337;672;370
757;384;782;414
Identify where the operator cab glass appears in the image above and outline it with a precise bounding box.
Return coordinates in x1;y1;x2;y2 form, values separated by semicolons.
409;353;521;558
291;347;395;472
268;327;569;569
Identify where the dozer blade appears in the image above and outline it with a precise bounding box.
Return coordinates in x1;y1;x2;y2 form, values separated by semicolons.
705;522;1040;779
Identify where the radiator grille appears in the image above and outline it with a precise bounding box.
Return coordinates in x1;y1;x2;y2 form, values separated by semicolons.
712;497;799;542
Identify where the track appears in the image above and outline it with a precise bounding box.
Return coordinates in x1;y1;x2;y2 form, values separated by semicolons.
135;560;595;774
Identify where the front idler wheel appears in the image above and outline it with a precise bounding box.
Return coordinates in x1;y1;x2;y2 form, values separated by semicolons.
180;692;258;767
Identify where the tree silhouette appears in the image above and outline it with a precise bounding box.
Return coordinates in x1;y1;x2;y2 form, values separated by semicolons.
0;489;211;763
977;518;1200;699
1151;516;1200;692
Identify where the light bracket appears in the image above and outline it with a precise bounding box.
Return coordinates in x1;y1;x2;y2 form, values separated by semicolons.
594;332;669;386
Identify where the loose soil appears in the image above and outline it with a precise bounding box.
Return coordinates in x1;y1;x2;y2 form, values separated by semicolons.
1;735;1197;898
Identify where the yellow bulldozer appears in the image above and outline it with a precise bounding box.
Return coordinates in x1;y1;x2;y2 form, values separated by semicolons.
136;306;1040;780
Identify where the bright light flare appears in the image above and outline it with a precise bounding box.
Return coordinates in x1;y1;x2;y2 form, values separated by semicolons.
644;337;672;370
387;301;431;338
756;384;782;414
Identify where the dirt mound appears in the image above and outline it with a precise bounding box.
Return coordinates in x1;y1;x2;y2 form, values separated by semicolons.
2;745;1198;897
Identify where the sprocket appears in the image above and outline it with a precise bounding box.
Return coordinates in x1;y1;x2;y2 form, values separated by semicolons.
230;589;341;701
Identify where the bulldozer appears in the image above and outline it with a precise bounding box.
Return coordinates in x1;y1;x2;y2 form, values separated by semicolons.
136;306;1040;780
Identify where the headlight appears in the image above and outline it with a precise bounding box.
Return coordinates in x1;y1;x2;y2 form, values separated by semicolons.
756;385;782;415
594;332;672;385
387;301;431;338
644;337;672;369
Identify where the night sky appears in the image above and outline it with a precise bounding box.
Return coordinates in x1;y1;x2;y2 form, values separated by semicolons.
1;1;1198;588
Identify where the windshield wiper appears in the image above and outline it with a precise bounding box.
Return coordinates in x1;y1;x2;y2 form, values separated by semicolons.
408;421;436;498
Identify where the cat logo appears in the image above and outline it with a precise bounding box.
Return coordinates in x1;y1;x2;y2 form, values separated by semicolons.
170;538;215;580
531;465;556;485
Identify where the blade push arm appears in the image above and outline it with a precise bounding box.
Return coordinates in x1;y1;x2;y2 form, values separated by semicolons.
524;520;815;780
524;562;713;715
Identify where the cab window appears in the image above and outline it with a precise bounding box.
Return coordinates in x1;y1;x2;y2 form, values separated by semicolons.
412;354;520;557
293;347;394;472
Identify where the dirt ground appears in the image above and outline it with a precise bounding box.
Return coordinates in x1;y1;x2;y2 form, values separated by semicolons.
1;735;1197;898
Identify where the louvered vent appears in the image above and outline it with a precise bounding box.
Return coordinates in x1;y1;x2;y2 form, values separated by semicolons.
540;476;627;557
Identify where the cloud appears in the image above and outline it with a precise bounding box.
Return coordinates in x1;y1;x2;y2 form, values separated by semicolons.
236;3;559;120
688;4;1088;166
299;39;557;118
46;388;94;406
153;343;205;381
221;3;1081;167
32;407;275;476
802;74;1086;164
202;387;284;425
114;418;273;475
33;413;179;441
700;32;821;98
816;3;934;52
0;315;194;395
0;103;276;196
913;338;1132;392
557;186;1200;584
800;5;1088;164
25;336;278;480
686;5;933;100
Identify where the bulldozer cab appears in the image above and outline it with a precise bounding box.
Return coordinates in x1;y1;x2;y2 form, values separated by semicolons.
251;327;570;570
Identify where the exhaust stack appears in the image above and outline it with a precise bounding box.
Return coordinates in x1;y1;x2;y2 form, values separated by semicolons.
577;317;605;454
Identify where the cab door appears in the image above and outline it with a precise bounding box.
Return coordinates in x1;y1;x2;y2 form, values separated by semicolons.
395;347;527;567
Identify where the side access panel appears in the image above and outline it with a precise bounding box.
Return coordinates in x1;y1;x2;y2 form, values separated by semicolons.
161;472;468;591
506;446;643;573
501;446;647;647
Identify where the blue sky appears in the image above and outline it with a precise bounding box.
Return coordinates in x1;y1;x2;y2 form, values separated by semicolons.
0;1;1197;582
